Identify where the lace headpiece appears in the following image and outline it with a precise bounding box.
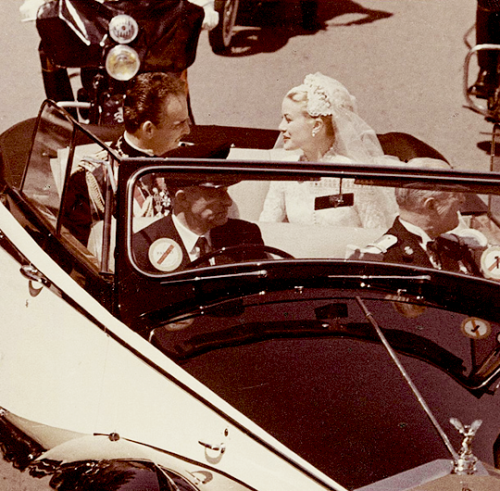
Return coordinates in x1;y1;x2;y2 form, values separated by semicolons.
285;72;385;164
294;72;358;117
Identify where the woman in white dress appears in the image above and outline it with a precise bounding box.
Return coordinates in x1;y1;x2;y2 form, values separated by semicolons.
259;72;398;228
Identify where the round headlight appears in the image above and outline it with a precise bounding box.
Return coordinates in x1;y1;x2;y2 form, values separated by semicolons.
105;45;140;81
109;15;139;44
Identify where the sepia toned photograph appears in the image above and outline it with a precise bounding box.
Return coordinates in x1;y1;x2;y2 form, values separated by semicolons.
2;1;500;490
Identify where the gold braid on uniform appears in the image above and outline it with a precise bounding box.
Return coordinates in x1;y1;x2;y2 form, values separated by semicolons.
76;150;108;218
85;171;105;217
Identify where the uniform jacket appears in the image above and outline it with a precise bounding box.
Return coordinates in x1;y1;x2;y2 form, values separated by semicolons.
61;136;154;245
356;217;482;276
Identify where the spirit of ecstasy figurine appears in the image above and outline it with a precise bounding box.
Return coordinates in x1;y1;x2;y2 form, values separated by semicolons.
450;417;483;475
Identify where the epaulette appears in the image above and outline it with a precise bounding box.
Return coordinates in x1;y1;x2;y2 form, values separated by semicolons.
76;149;109;174
361;234;398;254
348;234;397;260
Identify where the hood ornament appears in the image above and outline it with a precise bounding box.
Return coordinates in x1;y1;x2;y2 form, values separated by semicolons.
450;418;482;475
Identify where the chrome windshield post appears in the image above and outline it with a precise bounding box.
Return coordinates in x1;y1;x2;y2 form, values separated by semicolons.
355;296;460;464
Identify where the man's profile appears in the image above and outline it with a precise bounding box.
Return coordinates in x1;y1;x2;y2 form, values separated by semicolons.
351;159;485;276
62;72;191;245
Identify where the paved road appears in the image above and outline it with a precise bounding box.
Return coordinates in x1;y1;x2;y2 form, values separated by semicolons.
0;0;496;172
0;0;497;489
188;0;493;172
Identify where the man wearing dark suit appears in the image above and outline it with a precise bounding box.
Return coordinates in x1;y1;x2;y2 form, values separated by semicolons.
351;182;484;276
132;179;264;273
361;216;483;276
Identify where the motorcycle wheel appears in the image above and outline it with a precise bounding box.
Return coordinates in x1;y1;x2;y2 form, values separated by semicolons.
209;0;240;54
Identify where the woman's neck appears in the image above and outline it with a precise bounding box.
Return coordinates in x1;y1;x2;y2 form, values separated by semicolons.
303;135;336;162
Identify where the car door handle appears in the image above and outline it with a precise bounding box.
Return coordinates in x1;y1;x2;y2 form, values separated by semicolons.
20;265;50;286
198;441;226;453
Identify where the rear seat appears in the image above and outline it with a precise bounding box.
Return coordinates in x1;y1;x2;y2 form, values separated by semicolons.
228;179;385;258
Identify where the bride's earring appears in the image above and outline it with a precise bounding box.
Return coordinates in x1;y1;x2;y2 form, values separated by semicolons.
312;127;319;137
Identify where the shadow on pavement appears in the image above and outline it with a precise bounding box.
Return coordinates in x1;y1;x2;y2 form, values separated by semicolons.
218;0;393;57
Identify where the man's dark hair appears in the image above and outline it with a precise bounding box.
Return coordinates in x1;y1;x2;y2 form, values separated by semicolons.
123;72;186;133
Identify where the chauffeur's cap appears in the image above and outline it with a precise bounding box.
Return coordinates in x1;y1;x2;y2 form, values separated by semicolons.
167;176;240;192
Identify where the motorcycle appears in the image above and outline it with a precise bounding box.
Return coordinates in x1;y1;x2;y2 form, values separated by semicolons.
208;1;320;54
36;0;205;124
209;0;240;53
465;43;500;122
464;29;500;227
465;39;500;180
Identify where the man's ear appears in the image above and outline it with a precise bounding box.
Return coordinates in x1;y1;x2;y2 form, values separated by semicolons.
173;190;187;207
140;120;155;139
423;196;438;214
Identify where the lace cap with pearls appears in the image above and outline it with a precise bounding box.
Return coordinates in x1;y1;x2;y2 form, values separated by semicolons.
290;72;386;164
297;72;358;117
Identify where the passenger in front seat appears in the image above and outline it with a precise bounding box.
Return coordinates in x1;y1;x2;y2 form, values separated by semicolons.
350;160;486;276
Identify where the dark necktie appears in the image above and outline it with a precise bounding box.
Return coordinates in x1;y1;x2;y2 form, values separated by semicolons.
196;236;211;258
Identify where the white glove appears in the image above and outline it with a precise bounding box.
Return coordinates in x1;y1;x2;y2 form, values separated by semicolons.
19;0;48;22
188;0;220;30
201;5;220;30
445;229;489;251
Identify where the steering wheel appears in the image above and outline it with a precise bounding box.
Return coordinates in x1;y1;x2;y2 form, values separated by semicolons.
189;244;294;268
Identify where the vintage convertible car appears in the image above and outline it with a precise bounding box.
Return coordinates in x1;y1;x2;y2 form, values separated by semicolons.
2;101;500;490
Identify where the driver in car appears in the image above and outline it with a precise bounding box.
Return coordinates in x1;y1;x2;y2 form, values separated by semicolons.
132;179;265;273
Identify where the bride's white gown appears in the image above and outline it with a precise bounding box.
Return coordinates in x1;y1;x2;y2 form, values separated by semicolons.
259;153;398;229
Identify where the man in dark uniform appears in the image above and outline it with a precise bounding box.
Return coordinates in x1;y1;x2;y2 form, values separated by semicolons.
132;179;264;273
62;72;191;245
351;184;485;276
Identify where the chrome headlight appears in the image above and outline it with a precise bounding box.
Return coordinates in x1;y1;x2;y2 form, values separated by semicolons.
109;15;139;44
105;45;140;81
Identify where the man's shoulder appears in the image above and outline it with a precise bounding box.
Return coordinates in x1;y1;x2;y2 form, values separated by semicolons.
375;218;422;254
134;215;174;242
349;217;402;260
350;233;399;260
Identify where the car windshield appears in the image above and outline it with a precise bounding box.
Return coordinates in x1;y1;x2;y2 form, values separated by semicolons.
18;102;500;283
124;165;500;280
